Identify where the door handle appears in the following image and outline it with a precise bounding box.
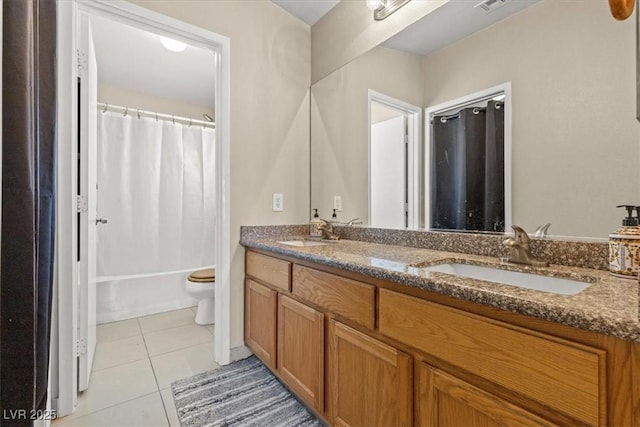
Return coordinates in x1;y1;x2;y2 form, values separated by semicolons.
96;217;108;225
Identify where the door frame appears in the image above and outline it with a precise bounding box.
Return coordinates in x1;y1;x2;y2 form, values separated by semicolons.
367;90;421;229
424;82;512;232
55;0;231;416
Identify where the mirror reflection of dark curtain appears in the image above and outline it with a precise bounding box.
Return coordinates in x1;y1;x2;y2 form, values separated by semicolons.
1;0;57;420
431;100;504;232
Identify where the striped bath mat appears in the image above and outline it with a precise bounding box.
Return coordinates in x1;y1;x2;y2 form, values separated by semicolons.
171;355;323;427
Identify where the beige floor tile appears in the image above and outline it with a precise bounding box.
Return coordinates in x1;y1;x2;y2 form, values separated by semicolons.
207;324;215;335
70;359;159;419
138;308;196;334
53;392;168;427
190;306;198;315
144;323;213;357
151;342;218;389
160;388;180;427
96;319;141;343
93;335;148;371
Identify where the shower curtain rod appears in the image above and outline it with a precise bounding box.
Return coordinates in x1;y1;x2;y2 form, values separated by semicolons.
432;101;504;124
97;102;215;129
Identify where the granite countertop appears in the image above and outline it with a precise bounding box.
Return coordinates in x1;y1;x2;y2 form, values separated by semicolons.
240;234;640;343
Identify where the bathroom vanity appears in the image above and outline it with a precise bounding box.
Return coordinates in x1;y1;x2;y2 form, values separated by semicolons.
241;227;640;427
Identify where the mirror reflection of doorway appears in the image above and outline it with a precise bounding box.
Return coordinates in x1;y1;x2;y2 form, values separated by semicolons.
368;91;421;229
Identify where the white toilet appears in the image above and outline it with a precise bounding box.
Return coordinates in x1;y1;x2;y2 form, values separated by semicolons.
185;268;215;325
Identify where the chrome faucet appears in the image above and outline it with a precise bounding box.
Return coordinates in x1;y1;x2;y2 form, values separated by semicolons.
345;218;363;227
502;225;549;267
318;219;340;240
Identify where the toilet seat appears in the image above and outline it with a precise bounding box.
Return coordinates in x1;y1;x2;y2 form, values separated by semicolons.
188;268;215;283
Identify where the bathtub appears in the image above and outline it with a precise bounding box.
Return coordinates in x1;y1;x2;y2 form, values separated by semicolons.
96;265;214;324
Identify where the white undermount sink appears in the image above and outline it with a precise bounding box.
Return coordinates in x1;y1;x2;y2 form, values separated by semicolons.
277;240;331;247
418;263;592;295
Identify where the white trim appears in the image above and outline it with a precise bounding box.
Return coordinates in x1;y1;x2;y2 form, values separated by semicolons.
367;90;422;229
55;0;231;415
424;82;512;232
55;0;79;415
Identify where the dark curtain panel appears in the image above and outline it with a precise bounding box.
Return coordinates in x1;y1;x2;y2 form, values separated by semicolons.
1;0;57;421
431;101;504;232
431;113;464;229
483;100;505;231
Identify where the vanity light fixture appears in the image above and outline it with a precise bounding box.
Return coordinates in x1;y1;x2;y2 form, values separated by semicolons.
366;0;412;21
160;35;187;52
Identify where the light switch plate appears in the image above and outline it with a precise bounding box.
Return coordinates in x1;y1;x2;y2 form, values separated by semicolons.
334;195;342;211
272;193;284;212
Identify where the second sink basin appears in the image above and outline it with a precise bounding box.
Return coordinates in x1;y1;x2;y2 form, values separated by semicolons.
419;263;592;295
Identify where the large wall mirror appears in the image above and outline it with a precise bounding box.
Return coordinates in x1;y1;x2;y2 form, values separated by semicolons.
310;0;639;239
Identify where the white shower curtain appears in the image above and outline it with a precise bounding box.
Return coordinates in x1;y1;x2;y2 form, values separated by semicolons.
96;111;215;276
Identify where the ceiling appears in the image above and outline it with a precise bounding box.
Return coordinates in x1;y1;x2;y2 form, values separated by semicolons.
90;15;215;110
271;0;339;26
273;0;541;56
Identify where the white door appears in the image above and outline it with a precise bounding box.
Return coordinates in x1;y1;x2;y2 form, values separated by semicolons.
370;114;407;228
78;14;98;392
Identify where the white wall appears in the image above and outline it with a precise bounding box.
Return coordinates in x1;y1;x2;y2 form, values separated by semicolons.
421;0;639;237
130;0;310;349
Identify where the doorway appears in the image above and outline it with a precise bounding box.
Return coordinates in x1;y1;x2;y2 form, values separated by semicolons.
56;0;230;417
368;90;421;229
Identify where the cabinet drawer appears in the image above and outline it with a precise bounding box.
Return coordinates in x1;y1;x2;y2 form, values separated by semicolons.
292;265;375;329
379;289;606;426
246;251;291;291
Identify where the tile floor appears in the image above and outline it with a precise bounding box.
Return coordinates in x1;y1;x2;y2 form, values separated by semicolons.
53;307;217;426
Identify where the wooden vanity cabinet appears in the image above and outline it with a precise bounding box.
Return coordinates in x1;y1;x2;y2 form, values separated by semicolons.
277;294;325;412
244;251;291;369
244;279;277;368
244;249;638;427
327;319;412;427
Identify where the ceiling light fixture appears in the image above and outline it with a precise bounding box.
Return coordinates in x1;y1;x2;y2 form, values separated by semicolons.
160;35;187;52
367;0;412;20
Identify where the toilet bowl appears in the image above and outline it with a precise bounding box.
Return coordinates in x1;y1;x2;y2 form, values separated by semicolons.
185;268;215;325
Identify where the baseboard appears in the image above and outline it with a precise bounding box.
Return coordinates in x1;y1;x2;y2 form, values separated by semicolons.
228;345;253;363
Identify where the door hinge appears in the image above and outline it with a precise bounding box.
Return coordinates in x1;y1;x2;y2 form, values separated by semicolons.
76;49;87;72
76;195;88;213
77;337;87;357
404;202;409;212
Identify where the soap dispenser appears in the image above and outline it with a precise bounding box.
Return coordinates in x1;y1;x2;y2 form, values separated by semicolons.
310;209;322;238
609;204;640;278
331;209;339;225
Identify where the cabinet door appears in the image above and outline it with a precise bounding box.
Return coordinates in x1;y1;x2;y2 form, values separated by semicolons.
245;279;277;368
417;362;554;427
277;295;324;412
328;320;412;427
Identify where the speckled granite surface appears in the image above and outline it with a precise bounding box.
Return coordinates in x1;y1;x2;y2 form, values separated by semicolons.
239;225;640;342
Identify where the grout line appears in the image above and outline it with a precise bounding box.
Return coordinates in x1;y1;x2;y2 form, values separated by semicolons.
138;316;161;393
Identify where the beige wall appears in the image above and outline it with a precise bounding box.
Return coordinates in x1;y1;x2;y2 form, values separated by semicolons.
130;0;310;349
98;82;215;120
422;0;639;237
311;0;447;83
311;46;423;223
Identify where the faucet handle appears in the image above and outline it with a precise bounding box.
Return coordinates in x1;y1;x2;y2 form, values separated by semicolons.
510;225;531;245
534;222;551;237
